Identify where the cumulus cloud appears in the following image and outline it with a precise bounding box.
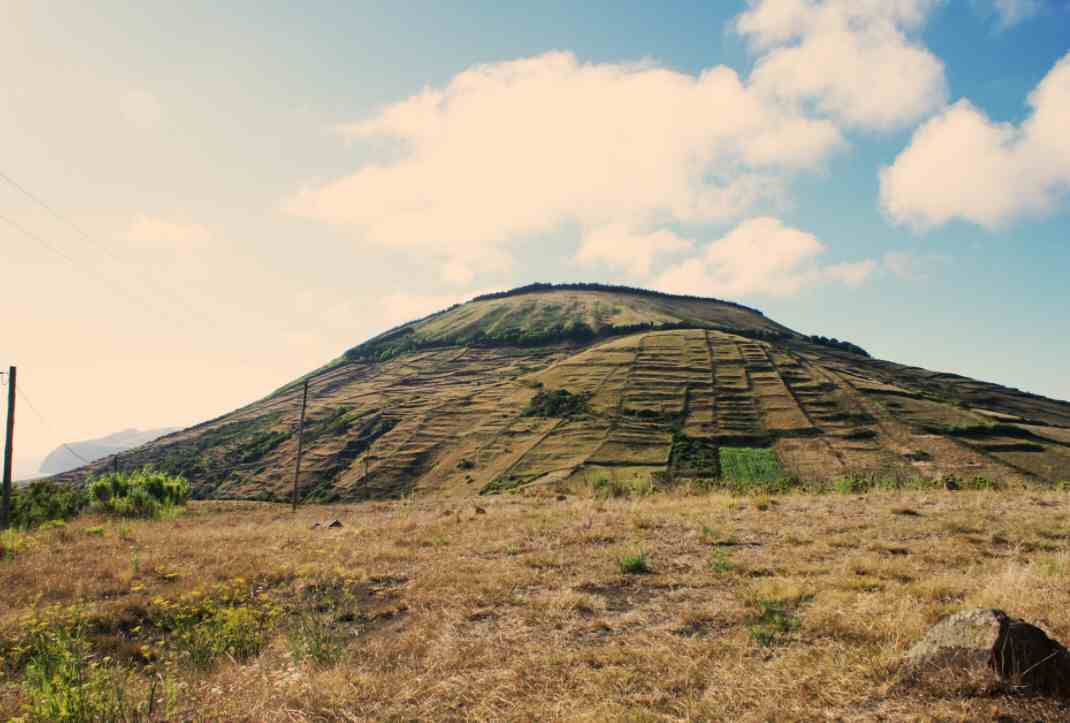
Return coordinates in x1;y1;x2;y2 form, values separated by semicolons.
880;51;1070;230
284;52;842;283
653;217;876;297
737;0;947;130
123;215;213;247
576;224;693;276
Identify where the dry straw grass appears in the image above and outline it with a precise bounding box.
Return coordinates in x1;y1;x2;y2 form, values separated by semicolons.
1;489;1069;720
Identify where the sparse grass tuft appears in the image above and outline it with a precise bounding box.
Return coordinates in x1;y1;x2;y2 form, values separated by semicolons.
1;528;34;560
618;550;651;575
591;473;653;499
748;599;801;647
709;547;735;574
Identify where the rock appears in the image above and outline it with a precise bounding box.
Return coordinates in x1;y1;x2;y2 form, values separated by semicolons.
310;522;321;529
904;609;1070;698
327;519;343;529
556;494;567;501
944;476;960;491
474;506;486;515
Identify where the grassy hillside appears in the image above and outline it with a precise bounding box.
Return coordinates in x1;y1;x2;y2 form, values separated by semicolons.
52;285;1070;502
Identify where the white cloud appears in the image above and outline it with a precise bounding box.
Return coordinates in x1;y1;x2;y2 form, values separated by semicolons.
737;0;947;130
119;90;162;130
880;51;1070;230
992;0;1040;27
576;224;693;276
653;217;876;297
284;52;843;283
123;215;213;247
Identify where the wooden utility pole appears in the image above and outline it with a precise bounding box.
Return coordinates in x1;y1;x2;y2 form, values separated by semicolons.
291;379;309;512
1;366;16;530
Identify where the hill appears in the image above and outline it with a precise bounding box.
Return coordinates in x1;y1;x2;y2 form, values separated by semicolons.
55;283;1070;499
38;427;181;476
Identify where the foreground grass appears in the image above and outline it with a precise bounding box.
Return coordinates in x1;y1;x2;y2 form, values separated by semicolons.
1;489;1069;720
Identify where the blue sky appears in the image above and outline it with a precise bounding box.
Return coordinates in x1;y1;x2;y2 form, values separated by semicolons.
3;1;1069;474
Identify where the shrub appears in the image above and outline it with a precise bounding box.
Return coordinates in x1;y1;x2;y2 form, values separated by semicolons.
522;388;591;418
619;551;651;575
10;482;88;529
88;467;190;520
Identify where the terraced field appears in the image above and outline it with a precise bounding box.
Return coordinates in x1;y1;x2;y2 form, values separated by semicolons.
55;285;1070;500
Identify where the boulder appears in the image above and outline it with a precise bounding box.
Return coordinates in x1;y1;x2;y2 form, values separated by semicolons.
327;519;343;529
905;609;1070;698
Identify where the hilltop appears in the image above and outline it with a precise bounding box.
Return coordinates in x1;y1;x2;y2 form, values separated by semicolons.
56;283;1070;500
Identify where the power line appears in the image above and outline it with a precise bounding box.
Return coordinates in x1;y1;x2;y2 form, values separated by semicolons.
0;170;127;265
0;169;219;329
0;212;193;329
14;384;94;466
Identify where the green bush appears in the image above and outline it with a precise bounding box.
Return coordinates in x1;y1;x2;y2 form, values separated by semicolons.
522;388;591;418
10;482;88;529
88;467;190;519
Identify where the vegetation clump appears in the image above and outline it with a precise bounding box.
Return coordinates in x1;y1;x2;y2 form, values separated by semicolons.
591;473;654;499
522;388;591;418
670;431;720;479
806;334;869;357
5;607;175;722
7;482;87;530
748;599;801;647
7;467;190;529
88;468;190;519
618;550;651;575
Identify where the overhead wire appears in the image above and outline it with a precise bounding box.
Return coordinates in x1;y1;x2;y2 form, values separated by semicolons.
13;383;94;465
0;213;193;329
0;169;218;329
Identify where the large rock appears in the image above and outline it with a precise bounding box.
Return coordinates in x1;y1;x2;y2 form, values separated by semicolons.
905;609;1070;698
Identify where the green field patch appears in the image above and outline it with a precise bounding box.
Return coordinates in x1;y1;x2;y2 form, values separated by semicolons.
719;447;783;484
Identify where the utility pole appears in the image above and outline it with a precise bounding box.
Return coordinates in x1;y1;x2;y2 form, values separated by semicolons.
2;366;16;530
113;454;119;476
291;379;309;512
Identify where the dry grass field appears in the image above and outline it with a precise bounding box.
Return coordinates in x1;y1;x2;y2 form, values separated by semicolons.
3;487;1070;721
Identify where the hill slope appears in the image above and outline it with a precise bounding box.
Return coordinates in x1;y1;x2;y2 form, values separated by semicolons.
57;283;1070;498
